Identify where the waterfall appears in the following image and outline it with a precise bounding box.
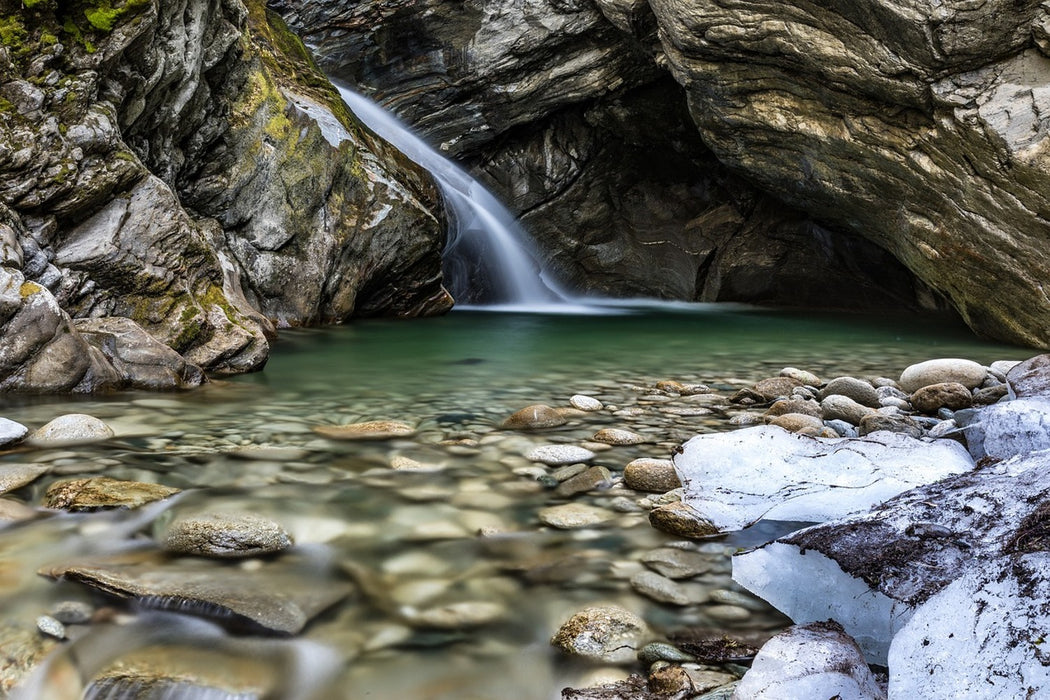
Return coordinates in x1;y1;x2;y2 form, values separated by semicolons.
335;86;572;309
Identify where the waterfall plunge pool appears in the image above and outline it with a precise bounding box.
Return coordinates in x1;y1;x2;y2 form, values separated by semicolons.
0;305;1030;699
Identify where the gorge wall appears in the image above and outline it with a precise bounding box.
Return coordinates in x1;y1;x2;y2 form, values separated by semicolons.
277;0;1050;347
0;0;450;390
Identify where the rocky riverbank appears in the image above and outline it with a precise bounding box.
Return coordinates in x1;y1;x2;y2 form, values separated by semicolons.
0;347;1040;697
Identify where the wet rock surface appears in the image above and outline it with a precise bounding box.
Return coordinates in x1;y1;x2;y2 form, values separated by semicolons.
163;512;293;558
43;477;180;511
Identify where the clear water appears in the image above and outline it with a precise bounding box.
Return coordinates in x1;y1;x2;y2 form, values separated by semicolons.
0;306;1032;699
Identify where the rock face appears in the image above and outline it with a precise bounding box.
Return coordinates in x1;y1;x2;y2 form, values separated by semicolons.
277;0;942;314
0;0;450;391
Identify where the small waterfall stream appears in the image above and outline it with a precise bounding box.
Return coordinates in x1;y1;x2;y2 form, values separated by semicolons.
336;86;573;309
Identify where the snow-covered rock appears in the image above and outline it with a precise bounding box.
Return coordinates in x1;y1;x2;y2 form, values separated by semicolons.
957;397;1050;460
888;552;1050;699
735;620;885;700
733;449;1050;663
672;426;973;532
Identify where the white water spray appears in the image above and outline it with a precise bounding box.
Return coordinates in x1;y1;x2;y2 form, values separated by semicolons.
335;86;574;309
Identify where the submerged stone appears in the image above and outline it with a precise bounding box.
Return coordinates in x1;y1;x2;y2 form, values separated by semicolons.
501;404;571;430
538;503;616;529
43;477;180;511
0;463;48;496
163;512;293;559
311;420;415;440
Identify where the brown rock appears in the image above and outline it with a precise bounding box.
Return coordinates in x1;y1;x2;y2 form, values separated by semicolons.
554;466;613;498
500;405;569;430
648;502;719;539
731;377;802;404
624;458;681;493
764;398;822;418
859;414;924;438
768;413;825;433
43;477;180;511
910;382;973;413
312;420;415;440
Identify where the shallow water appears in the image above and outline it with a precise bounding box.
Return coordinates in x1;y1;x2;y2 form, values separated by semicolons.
0;306;1031;699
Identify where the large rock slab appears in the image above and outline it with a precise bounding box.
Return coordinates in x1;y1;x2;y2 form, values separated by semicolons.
673;426;973;532
888;552;1050;699
733;449;1050;663
74;317;205;390
41;551;352;635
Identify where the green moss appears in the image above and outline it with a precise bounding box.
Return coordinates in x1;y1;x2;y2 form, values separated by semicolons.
0;15;27;46
83;0;149;32
23;0;50;7
40;31;58;45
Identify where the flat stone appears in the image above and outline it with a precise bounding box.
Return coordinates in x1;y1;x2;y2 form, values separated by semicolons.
0;417;28;447
311;420;415;440
764;399;822;418
27;414;114;446
570;395;603;411
858;413;923;438
899;359;986;393
592;428;648;445
821;377;880;407
538;503;616;529
780;367;821;385
41;550;352;634
910;382;973;413
403;601;506;629
526;444;596;466
43;477;180;511
641;547;713;579
163;512;293;558
36;615;66;640
648;502;719;539
767;413;824;433
0;463;48;495
554;466;613;497
501;404;569;430
551;606;649;664
630;570;695;605
623;458;680;493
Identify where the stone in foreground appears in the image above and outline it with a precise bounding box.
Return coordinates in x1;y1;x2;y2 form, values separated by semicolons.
648;502;719;539
734;621;885;700
312;421;416;440
551;606;649;664
27;414;114;446
674;426;973;532
41;551;352;635
163;512;293;558
888;552;1050;699
43;477;180;511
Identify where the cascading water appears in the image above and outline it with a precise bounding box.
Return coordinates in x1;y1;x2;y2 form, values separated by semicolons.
335;86;572;309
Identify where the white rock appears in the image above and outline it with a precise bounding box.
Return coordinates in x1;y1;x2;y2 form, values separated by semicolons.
899;358;986;393
888;552;1050;699
525;444;596;466
570;395;603;411
735;621;885;700
674;426;973;532
958;397;1050;459
0;417;28;447
27;414;114;446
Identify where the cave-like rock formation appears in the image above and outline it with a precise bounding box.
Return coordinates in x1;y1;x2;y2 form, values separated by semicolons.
279;0;1050;346
0;0;450;390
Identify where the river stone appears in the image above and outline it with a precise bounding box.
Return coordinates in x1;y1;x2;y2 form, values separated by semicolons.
551;606;649;664
972;384;1009;406
910;382;973;413
899;359;987;393
35;615;65;640
0;498;38;523
623;458;680;493
0;418;27;447
641;547;713;579
27;414;114;446
858;414;923;439
592;428;647;445
763;399;821;418
821;377;880;408
1006;354;1050;398
819;395;876;425
570;395;603;411
629;570;694;606
403;601;506;629
526;445;596;466
50;600;94;624
41;551;353;635
554;466;613;498
0;463;48;495
501;404;569;430
648;502;719;539
311;420;415;440
43;477;180;511
780;367;821;386
163;512;293;559
734;621;885;700
731;377;802;404
538;503;616;529
767;413;824;434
